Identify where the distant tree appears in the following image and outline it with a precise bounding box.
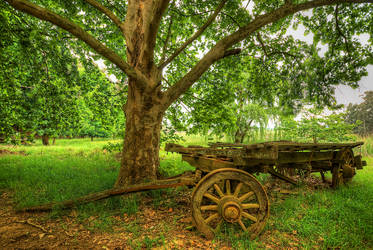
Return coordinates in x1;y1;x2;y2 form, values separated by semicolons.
0;3;125;144
279;108;358;143
346;91;373;136
0;4;81;145
167;55;302;143
77;67;125;140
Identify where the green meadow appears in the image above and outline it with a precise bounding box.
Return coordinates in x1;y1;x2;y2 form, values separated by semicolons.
0;136;372;249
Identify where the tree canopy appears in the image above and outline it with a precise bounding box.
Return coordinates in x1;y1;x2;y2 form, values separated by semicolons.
0;2;124;144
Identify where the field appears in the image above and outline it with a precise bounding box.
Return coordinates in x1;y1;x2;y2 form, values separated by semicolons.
0;137;372;249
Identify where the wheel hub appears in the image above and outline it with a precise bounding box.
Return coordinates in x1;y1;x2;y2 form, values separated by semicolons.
219;198;242;223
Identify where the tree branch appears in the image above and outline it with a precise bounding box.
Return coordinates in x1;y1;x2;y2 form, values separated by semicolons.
222;11;242;28
158;0;228;69
4;0;149;90
256;32;269;57
160;15;173;63
334;4;350;54
163;0;373;107
223;48;242;58
84;0;125;34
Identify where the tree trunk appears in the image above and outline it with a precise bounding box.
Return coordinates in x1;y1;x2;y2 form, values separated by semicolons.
234;129;248;144
91;136;94;141
52;137;56;145
114;81;165;188
113;0;168;188
42;134;49;146
234;130;244;144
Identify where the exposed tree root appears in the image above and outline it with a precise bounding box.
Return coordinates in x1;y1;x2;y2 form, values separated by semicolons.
18;176;195;212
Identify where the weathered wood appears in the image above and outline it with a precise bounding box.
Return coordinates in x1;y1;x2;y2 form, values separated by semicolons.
208;141;364;152
182;155;235;172
277;151;334;164
267;168;298;185
19;176;195;212
191;168;269;240
166;141;364;189
166;143;278;160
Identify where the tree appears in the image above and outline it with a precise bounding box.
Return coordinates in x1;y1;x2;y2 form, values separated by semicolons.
346;91;373;136
173;56;276;143
279;108;359;142
77;66;125;140
3;0;372;188
0;4;81;145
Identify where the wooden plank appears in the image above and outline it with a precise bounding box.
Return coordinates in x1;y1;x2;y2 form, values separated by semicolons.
166;143;278;160
267;168;297;185
182;155;236;172
278;151;334;164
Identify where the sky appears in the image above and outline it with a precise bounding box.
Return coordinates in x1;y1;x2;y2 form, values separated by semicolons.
334;65;373;106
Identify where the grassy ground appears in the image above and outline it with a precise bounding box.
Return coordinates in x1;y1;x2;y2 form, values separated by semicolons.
0;137;372;249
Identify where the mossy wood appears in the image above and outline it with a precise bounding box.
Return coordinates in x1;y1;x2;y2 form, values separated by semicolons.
165;141;366;179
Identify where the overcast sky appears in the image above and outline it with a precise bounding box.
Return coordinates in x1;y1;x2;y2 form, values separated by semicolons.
334;65;373;106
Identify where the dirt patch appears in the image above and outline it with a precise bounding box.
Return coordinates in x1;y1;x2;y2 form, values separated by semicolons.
0;190;229;249
0;149;26;156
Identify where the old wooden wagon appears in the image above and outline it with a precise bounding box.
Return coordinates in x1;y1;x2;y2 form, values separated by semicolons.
165;141;366;239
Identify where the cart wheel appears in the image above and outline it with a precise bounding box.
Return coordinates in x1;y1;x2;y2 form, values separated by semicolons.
191;168;269;239
332;148;356;188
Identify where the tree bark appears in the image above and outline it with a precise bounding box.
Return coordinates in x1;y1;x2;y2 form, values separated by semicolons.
114;80;165;188
42;134;49;146
112;0;169;188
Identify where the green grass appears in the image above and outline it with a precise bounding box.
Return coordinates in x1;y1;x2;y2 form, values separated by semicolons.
266;165;373;248
360;136;373;157
0;146;119;208
0;136;373;249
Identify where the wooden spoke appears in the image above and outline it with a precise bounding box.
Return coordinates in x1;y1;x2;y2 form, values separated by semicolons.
238;219;247;231
242;212;258;222
238;191;254;202
203;193;220;204
233;182;243;197
242;203;260;209
205;213;219;224
226;180;231;195
192;169;269;239
214;184;224;197
201;205;218;211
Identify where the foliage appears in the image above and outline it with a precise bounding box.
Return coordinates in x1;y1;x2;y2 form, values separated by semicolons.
168;56;286;142
160;123;185;144
346;91;373;136
279;108;359;143
0;2;125;144
77;66;126;139
0;3;82;143
102;141;123;153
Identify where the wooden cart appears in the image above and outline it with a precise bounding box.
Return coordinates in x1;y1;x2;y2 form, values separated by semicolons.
165;141;367;239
